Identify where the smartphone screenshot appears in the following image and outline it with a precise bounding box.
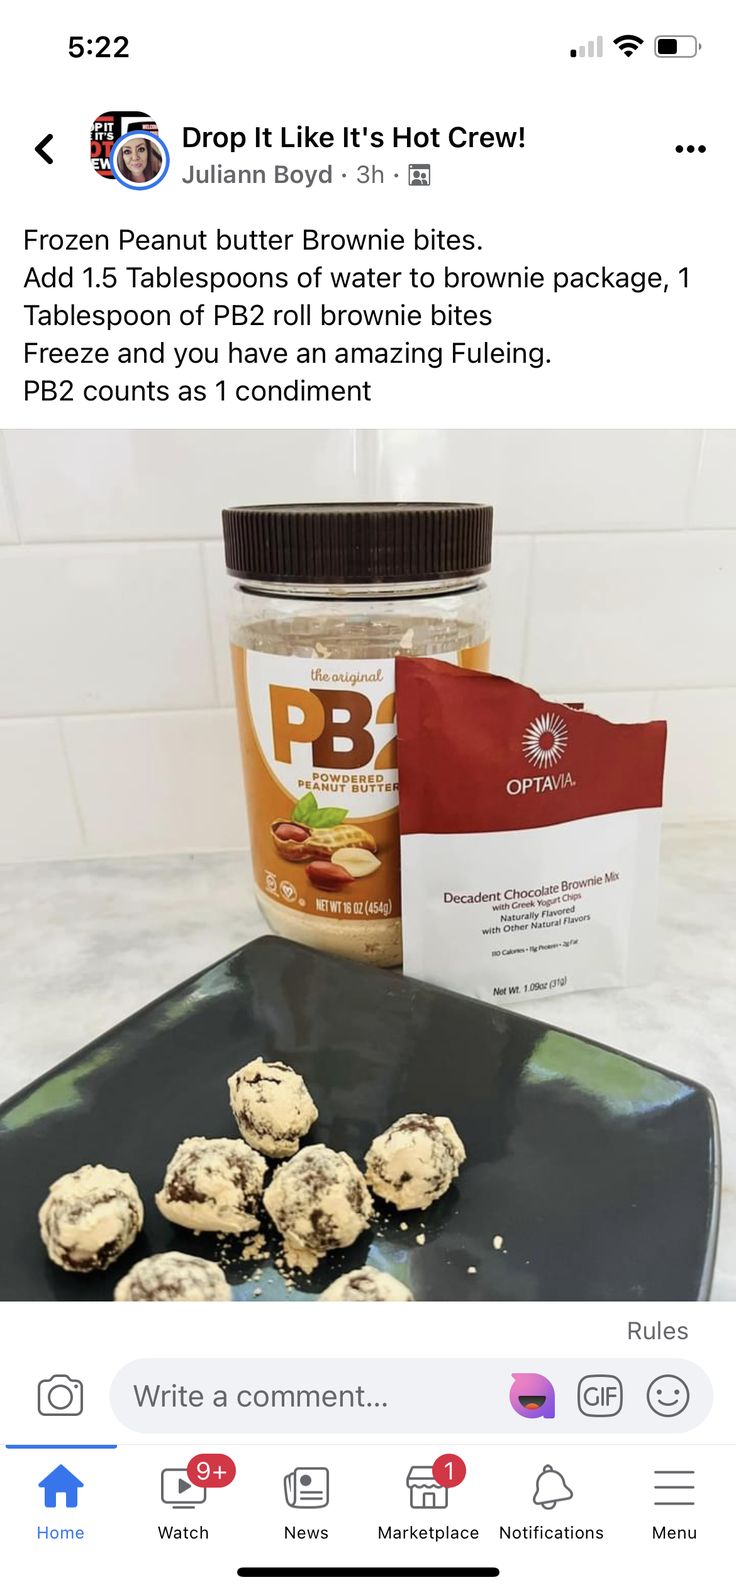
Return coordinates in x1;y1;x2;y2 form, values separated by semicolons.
0;3;733;1588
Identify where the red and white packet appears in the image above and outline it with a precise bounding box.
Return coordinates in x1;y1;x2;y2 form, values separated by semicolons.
396;657;667;1004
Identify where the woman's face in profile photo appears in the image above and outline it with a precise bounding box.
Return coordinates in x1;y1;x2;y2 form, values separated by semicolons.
120;138;152;181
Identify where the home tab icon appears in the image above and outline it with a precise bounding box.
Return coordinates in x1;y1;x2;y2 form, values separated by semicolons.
39;1465;84;1509
407;1465;449;1509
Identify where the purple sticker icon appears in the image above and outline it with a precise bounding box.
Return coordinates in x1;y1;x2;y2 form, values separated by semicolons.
510;1373;556;1419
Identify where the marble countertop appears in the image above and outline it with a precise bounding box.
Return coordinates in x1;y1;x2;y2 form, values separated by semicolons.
1;824;733;1300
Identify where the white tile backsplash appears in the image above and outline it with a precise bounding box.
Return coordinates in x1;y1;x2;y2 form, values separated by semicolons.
4;430;361;542
201;540;235;705
525;529;736;691
0;543;216;716
547;690;658;723
654;689;736;822
0;429;733;855
371;430;702;532
688;431;736;528
0;720;82;860
62;709;247;854
489;536;533;678
0;438;18;543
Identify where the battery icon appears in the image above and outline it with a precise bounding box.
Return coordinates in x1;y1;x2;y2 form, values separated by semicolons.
654;35;701;57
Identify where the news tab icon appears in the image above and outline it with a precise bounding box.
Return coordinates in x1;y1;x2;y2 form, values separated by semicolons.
284;1467;330;1508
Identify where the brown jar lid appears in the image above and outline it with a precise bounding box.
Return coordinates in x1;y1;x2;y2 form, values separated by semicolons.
222;501;493;586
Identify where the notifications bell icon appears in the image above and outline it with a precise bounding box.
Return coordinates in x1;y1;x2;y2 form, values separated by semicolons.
533;1464;573;1510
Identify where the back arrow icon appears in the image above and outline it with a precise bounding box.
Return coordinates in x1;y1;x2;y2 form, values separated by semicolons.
35;134;53;165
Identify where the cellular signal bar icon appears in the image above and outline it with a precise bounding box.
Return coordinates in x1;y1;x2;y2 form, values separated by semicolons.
570;36;603;58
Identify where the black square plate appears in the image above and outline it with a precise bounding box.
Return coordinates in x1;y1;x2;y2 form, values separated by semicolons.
0;936;720;1301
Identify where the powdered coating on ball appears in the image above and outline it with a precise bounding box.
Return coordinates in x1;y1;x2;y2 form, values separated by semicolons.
365;1114;466;1211
321;1265;414;1301
228;1058;318;1158
263;1143;373;1273
155;1136;267;1235
39;1164;143;1273
114;1252;231;1301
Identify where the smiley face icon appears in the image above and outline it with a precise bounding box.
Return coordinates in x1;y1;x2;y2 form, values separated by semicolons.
646;1375;690;1417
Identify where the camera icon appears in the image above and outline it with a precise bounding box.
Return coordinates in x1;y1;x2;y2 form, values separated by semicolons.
37;1374;84;1416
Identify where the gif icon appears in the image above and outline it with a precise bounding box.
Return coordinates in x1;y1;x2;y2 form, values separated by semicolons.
578;1375;623;1417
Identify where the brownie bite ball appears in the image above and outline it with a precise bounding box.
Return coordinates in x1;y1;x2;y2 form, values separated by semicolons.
263;1144;373;1273
365;1114;466;1211
114;1252;231;1301
155;1137;267;1235
228;1058;318;1159
321;1265;413;1301
39;1164;143;1273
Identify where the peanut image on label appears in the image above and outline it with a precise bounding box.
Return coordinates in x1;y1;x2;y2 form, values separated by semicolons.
331;846;382;879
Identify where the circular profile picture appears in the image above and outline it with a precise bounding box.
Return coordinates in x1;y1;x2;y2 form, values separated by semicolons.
90;113;158;178
110;130;170;190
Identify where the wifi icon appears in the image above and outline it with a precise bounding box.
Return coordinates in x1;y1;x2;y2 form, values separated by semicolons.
613;34;644;56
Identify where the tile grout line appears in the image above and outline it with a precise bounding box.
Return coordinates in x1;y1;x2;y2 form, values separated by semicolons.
684;430;708;528
1;527;735;551
55;716;89;850
16;705;237;724
197;541;224;705
0;535;226;553
3;686;736;727
517;534;537;681
0;433;23;543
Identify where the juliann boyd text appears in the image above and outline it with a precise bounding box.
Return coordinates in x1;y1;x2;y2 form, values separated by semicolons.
182;164;334;186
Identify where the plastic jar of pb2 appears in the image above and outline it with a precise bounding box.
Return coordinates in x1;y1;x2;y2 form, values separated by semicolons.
222;502;493;967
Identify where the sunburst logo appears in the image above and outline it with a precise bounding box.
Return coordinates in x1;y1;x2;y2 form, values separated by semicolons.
522;712;569;769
